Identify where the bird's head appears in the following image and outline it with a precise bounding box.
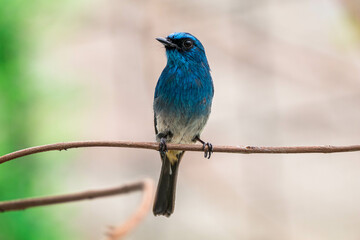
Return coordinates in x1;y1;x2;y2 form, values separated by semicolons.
156;32;210;71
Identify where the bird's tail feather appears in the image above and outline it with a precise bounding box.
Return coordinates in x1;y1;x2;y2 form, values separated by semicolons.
153;151;184;217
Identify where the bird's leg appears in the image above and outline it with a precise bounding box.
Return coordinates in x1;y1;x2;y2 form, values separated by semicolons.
194;135;213;159
159;138;167;153
157;131;172;154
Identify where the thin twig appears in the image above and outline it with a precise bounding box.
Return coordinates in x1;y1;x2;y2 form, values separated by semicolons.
0;180;147;212
0;141;360;165
105;179;154;240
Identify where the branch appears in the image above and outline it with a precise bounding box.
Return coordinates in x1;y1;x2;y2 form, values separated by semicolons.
1;141;360;165
105;179;154;240
0;180;149;212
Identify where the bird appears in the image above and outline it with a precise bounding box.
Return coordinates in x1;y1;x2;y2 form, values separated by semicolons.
153;32;214;217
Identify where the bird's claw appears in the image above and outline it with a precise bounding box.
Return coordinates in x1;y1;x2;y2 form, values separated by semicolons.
202;142;213;159
159;138;168;153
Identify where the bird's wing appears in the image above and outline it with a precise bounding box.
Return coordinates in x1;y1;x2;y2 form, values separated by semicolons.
154;112;159;135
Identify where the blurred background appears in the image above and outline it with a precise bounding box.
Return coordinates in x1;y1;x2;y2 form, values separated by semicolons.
1;0;360;239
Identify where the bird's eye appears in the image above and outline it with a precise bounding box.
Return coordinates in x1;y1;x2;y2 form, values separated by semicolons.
183;40;193;49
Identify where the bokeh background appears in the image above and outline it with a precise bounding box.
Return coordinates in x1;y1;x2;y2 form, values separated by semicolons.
1;0;360;239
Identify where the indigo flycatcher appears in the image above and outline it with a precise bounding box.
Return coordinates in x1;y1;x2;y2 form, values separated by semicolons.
153;32;214;217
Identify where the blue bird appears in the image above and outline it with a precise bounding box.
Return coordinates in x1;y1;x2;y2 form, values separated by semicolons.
153;32;214;217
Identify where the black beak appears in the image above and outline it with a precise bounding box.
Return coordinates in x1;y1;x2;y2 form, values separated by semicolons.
156;37;179;49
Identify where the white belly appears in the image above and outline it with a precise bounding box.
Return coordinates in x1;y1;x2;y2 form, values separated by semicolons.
155;113;208;144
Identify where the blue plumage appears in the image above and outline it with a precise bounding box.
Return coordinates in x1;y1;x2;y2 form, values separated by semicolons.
153;32;214;217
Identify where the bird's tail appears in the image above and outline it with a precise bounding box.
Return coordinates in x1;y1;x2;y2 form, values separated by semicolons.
153;150;184;217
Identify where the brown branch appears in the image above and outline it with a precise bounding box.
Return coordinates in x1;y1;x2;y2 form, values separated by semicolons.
1;141;360;165
0;180;148;212
106;179;154;240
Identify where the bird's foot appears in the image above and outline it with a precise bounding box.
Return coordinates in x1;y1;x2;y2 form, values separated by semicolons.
194;135;213;159
159;138;168;154
202;142;213;159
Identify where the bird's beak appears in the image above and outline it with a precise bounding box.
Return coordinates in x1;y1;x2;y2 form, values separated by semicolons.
156;37;179;49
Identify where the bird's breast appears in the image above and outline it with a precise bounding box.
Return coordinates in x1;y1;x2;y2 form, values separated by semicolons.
153;63;213;143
